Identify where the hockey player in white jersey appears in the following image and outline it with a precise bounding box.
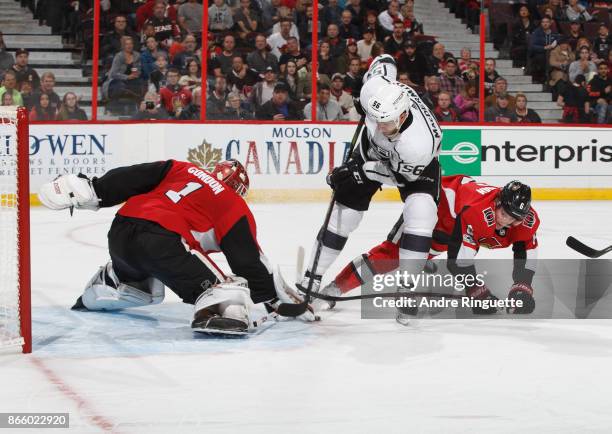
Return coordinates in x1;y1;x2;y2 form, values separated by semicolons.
301;54;443;303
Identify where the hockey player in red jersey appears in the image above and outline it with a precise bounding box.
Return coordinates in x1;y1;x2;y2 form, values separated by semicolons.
318;175;539;315
38;159;314;335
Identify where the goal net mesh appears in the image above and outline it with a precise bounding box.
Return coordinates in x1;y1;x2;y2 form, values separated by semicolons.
0;106;24;348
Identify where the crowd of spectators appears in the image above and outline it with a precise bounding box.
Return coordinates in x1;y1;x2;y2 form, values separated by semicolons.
491;0;611;124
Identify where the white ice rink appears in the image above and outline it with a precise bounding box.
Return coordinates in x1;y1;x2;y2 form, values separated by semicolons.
2;200;612;433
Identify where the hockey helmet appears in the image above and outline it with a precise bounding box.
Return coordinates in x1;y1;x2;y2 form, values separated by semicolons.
366;82;411;136
212;159;250;197
499;180;531;220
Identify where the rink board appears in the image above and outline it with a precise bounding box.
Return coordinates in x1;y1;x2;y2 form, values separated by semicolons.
0;123;610;202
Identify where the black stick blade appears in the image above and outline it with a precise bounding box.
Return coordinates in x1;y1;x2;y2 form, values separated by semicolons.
566;236;612;258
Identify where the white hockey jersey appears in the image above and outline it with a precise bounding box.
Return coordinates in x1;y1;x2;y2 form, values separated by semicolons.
359;57;442;184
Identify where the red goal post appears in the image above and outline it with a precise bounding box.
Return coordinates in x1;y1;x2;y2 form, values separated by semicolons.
0;106;31;354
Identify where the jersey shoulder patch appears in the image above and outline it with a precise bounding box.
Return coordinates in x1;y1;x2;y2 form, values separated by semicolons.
482;207;495;227
522;209;537;229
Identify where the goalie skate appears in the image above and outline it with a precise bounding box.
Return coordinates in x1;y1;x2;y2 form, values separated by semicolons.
192;308;249;337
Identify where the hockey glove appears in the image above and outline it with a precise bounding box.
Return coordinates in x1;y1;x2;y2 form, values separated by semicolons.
506;282;535;314
267;266;317;322
466;284;498;315
326;159;366;191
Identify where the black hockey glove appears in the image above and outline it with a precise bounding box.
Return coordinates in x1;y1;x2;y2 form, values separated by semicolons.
466;284;498;315
326;159;366;191
506;282;535;314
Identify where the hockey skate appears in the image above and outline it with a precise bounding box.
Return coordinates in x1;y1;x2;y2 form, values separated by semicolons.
191;307;249;337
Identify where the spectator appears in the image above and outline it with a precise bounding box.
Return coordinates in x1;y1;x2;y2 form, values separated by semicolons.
434;91;460;122
57;92;88;121
280;59;310;105
179;59;202;92
136;0;178;32
304;83;343;120
318;41;337;79
247;36;278;76
267;18;294;59
226;56;259;98
20;80;35;110
543;0;564;24
384;21;408;58
271;9;300;40
144;0;179;48
159;67;192;116
323;0;343;28
29;93;57;121
378;1;403;35
211;34;237;77
512;93;542;123
587;62;611;124
421;75;441;110
329;73;353;115
558;74;590;122
569;46;597;82
206;76;228;119
234;0;261;43
336;39;360;74
549;39;575;91
485;77;516;110
403;9;423;36
149;54;169;92
439;58;465;99
0;33;14;81
357;28;375;63
225;91;254;120
485;93;513;123
363;11;384;43
593;24;611;62
103;36;144;103
458;48;478;76
454;82;479;122
132;91;170;120
346;0;365;28
1;91;13;106
255;82;303;120
278;37;309;73
296;4;314;49
343;58;363;94
484;58;500;96
564;0;593;23
339;10;360;41
251;66;278;111
141;37;168;80
565;20;585;52
209;0;234;31
179;87;202;120
511;5;537;68
427;43;452;76
172;34;199;74
177;0;203;36
34;72;60;112
11;49;40;89
0;70;23;107
325;24;345;58
397;40;427;86
528;16;561;83
101;15;140;69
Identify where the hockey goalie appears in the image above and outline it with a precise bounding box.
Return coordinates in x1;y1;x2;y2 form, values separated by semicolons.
38;159;315;336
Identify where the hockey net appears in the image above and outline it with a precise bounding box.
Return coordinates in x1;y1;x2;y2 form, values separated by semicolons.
0;106;31;353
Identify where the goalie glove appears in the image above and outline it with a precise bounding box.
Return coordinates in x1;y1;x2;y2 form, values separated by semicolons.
326;159;366;190
466;284;498;315
506;282;535;314
38;174;100;212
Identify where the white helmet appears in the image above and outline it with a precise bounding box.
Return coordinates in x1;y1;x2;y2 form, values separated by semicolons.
366;82;411;136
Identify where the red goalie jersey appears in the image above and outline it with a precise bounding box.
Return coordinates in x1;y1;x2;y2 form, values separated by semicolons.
332;175;540;293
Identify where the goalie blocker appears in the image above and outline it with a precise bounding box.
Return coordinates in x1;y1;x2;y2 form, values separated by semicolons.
39;159;315;335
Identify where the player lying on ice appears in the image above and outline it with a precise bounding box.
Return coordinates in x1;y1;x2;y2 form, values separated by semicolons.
316;175;540;316
38;159;316;336
299;53;444;304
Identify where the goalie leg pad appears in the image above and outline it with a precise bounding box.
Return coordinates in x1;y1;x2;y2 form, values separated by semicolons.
192;281;250;334
38;174;100;211
80;262;165;310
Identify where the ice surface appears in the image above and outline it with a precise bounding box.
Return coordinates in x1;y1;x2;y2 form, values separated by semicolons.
2;201;612;433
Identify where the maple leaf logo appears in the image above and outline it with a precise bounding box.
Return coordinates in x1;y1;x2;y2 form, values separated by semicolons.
187;139;223;171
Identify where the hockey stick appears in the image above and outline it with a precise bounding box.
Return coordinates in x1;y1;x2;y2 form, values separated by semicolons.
277;116;366;317
566;236;612;258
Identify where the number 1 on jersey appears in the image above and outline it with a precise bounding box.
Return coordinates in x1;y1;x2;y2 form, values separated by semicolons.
165;182;202;203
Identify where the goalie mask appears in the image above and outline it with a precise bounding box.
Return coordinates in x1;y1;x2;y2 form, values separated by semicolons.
366;83;411;138
212;159;250;197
